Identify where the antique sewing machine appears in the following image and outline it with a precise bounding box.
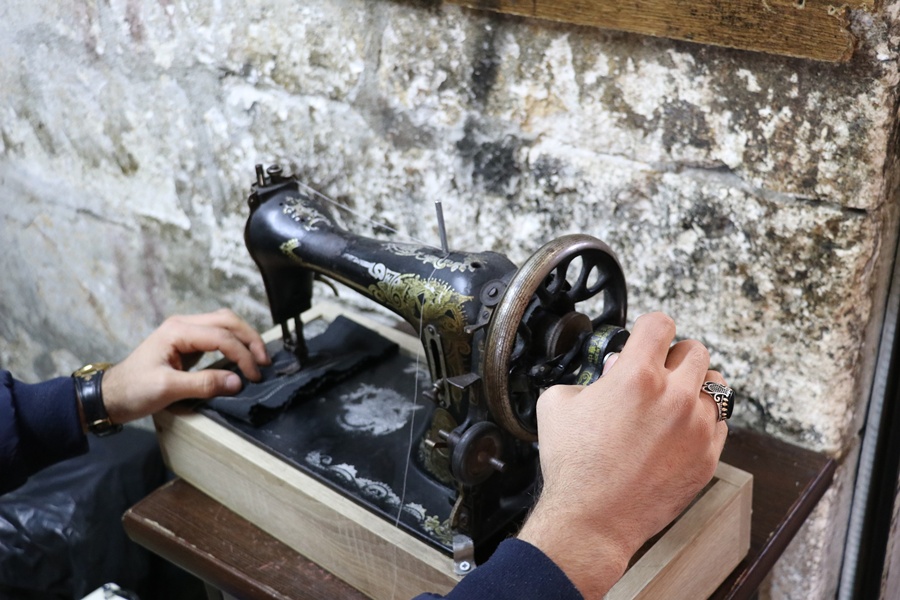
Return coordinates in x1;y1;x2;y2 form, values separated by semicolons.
228;163;631;572
149;164;751;599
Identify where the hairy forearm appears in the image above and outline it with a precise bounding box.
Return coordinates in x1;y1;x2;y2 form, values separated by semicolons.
517;500;631;598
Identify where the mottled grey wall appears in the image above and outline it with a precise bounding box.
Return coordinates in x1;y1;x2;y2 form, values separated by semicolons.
2;1;899;597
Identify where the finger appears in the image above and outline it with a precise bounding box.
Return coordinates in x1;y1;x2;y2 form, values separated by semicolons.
619;312;676;368
601;352;619;376
706;381;730;466
665;340;710;387
171;310;271;366
699;370;731;429
714;417;729;451
664;339;709;371
188;309;271;366
684;371;730;485
168;322;263;382
162;369;244;402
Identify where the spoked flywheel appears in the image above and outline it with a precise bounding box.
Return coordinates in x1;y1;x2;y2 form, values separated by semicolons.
482;234;627;441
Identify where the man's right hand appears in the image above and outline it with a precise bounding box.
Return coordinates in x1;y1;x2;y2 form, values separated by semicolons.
517;312;729;598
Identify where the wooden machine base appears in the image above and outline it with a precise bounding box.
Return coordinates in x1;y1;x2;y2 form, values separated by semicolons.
153;305;752;599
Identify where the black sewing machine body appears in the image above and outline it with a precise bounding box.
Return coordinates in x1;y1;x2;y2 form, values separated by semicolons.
235;164;629;570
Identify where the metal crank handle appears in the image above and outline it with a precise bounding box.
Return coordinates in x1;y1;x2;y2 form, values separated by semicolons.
575;325;630;386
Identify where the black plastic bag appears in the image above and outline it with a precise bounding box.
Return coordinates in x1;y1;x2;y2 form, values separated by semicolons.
0;428;168;599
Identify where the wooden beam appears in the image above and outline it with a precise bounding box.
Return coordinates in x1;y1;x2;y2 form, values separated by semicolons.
445;0;878;62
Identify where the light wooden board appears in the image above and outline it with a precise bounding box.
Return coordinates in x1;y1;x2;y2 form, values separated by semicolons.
155;406;459;599
155;303;752;599
445;0;877;62
607;462;752;600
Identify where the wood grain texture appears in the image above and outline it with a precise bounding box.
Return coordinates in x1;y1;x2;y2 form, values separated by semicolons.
155;408;751;600
154;406;460;599
608;463;752;600
125;427;833;600
155;304;459;600
445;0;878;62
123;479;369;600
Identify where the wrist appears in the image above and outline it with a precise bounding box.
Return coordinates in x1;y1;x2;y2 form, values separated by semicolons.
72;362;122;436
98;364;129;424
518;499;632;598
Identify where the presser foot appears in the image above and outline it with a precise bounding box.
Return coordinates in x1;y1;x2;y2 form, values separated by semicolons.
274;354;303;376
276;317;309;376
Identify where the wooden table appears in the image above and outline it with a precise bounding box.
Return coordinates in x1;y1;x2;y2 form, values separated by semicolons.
123;427;835;600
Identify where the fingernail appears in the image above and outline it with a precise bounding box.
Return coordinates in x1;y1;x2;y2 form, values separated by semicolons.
602;352;619;375
225;373;242;393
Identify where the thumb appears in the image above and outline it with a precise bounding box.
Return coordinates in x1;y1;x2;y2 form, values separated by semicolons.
602;352;620;376
165;369;243;401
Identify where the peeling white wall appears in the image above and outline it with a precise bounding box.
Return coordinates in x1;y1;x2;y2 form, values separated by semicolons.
2;1;899;597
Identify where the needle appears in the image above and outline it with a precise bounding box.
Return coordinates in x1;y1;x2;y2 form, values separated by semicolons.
435;200;450;255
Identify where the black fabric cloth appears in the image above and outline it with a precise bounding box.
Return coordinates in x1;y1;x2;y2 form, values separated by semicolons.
413;539;583;600
205;315;399;425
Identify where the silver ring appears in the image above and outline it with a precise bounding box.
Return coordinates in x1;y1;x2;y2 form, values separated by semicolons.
701;382;734;422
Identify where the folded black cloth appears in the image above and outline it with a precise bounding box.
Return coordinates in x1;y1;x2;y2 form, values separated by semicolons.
204;316;399;426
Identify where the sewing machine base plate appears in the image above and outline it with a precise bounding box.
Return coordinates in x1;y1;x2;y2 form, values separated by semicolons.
153;303;752;600
196;341;461;554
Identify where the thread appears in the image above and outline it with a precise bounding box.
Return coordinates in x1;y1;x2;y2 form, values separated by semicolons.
294;180;434;247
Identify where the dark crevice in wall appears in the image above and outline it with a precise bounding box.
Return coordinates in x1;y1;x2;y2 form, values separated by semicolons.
468;17;501;106
74;207;134;229
670;162;874;217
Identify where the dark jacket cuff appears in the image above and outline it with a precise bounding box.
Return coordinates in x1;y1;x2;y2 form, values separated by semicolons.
414;538;583;600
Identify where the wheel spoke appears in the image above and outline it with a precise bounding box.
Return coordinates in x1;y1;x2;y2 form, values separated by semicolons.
567;254;613;302
591;300;626;328
548;258;573;294
535;281;554;306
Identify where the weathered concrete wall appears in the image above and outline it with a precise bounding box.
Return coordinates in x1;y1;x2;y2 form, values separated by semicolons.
1;1;899;597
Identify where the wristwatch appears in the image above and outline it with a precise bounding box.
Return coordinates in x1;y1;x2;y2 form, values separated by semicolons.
72;362;122;436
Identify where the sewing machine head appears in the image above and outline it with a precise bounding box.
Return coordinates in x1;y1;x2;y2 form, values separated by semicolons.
243;164;629;568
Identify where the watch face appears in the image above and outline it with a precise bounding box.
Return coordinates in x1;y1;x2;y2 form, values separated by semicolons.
73;362;113;378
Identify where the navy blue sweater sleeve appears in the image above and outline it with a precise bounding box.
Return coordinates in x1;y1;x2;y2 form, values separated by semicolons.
0;370;88;494
413;539;583;600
